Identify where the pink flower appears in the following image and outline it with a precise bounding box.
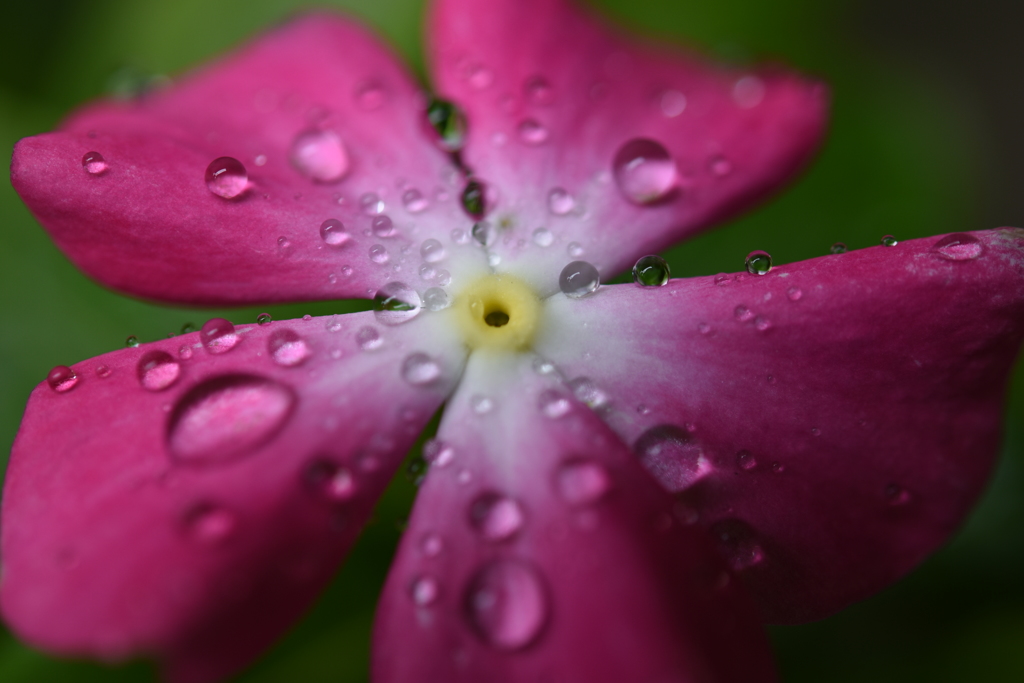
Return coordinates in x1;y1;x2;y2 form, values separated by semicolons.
3;0;1023;681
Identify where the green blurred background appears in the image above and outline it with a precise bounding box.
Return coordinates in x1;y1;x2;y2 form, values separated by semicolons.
1;0;1022;680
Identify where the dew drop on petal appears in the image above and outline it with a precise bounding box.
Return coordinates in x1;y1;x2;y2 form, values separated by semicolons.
556;459;612;505
525;75;554;105
361;192;385;216
373;282;422;325
169;375;295;464
517;119;549;145
369;244;389;264
734;305;754;322
268;329;311;367
461;179;487;219
568;376;608;409
96;365;112;379
471;394;495;414
732;75;765;108
537;389;571;419
304;458;356;501
885;483;912;506
612;138;677;204
934;233;983;261
126;335;140;348
372;215;396;238
426;97;467;152
451;228;470;245
464;560;548;650
290;129;349;182
787;287;803;301
709;155;732;177
82;151;108;175
420;238;445;263
320;219;351;247
410;575;440;606
736;450;757;470
435;269;452;287
469;493;525;542
277;236;293;256
354;80;387;110
532;227;553;247
472;221;493;246
137;350;181;391
179;345;193;360
47;365;78;393
201;318;240;354
745;250;772;275
402;188;429;213
402;352;442;385
567;242;584;258
559;261;600;298
423;287;450;311
881;235;899;247
711;519;764;571
634;425;705;491
356;326;382;351
205;157;248;199
423;438;455;468
421;533;444;557
256;312;272;326
632;255;671;286
547;187;574;215
830;242;848;254
183;503;236;544
659;89;687;117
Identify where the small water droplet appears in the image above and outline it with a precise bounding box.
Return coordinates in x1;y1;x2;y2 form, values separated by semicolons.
423;438;455;468
711;519;764;570
709;155;732;177
181;322;195;334
435;269;452;286
290;129;349;182
46;365;78;393
634;425;706;491
254;153;267;166
421;533;444;557
734;305;754;322
488;253;502;267
547;187;574;215
472;221;493;246
268;329;311;367
82;151;108;175
319;219;351;247
934;233;983;261
410;575;440;606
525;75;554;105
613;138;677;204
360;192;385;216
372;215;396;238
559;261;600;298
698;322;711;335
471;394;494;414
402;188;429;213
95;364;112;379
567;242;584;257
771;462;785;474
369;244;389;264
830;242;848;254
736;450;757;470
256;313;272;326
126;335;140;348
464;560;548;650
401;352;442;385
461;179;486;219
137;350;181;391
517;119;549;145
183;502;236;544
787;287;803;301
179;345;194;360
169;375;295;464
532;227;553;247
881;235;898;247
325;316;343;333
568;376;608;409
745;250;772;275
423;287;450;311
356;326;382;351
632;255;671;286
451;228;470;245
373;282;422;325
884;483;912;506
469;492;525;542
420;238;445;263
355;80;387;110
538;390;571;419
425;97;467;152
467;64;493;89
201;318;240;354
732;75;765;108
304;458;356;501
277;236;293;255
754;316;771;332
659;89;687;117
556;459;612;505
532;357;556;375
205;157;248;198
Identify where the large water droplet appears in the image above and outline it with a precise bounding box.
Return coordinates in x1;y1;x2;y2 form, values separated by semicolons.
547;188;574;215
183;502;236;544
82;151;108;175
634;425;706;491
532;227;553;247
360;192;385;216
369;244;389;264
711;519;764;571
464;560;548;650
517;119;549;145
268;329;311;367
201;318;240;354
556;459;611;505
632;255;671;286
304;458;356;501
426;98;467;152
420;238;445;263
320;219;351;247
372;215;396;238
373;282;422;325
461;179;486;219
290;129;349;182
612;138;677;204
205;157;248;199
410;575;440;606
469;492;525;542
402;352;442;385
168;375;295;464
745;250;772;275
47;365;78;393
137;350;181;391
934;233;983;261
559;261;600;298
423;287;450;311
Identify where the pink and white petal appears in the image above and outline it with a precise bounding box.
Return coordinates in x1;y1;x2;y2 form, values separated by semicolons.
533;228;1024;623
0;311;466;683
11;13;486;305
429;0;827;293
372;351;776;683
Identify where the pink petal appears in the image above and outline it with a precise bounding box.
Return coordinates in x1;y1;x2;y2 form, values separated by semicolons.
533;228;1024;623
428;0;827;292
372;351;776;682
0;312;466;682
11;13;484;305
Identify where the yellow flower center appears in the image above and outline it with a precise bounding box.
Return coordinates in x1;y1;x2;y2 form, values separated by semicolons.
452;274;541;351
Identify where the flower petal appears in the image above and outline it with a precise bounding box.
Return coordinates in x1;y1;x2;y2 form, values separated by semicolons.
10;13;486;305
0;312;465;683
429;0;827;293
372;350;776;682
532;228;1024;623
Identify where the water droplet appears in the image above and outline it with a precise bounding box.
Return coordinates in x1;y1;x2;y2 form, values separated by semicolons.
709;155;732;177
634;425;706;491
451;228;470;245
325;316;343;333
538;390;571;418
613;138;677;204
126;335;140;348
369;244;389;264
471;394;494;414
659;89;687;117
467;64;493;89
410;575;440;606
632;255;671;286
82;151;108;175
559;261;600;298
304;458;356;501
881;235;898;247
373;282;422;325
423;438;455;467
47;365;78;393
372;215;396;238
461;179;486;219
754;316;771;332
179;345;194;360
204;157;248;199
532;357;556;375
734;305;754;322
732;75;765;108
319;219;351;247
401;352;442;385
354;80;386;110
525;76;554;105
169;375;295;464
254;154;267;166
934;233;983;261
183;502;236;544
426;97;467;152
472;221;493;246
435;269;451;286
268;329;311;367
568;376;608;409
517;119;549;145
256;313;272;325
469;493;525;542
567;242;584;257
532;227;553;247
830;242;848;254
137;350;181;391
884;483;912;506
423;287;450;311
711;519;764;571
771;462;785;474
736;450;757;470
181;322;195;334
556;459;612;505
547;188;574;215
355;326;382;351
745;250;772;275
290;129;349;182
787;287;803;301
421;533;444;557
464;560;548;650
698;322;712;335
277;236;293;256
402;188;429;213
420;238;445;263
201;318;240;354
360;192;385;216
95;365;112;378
